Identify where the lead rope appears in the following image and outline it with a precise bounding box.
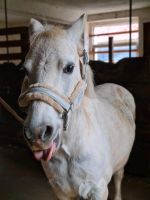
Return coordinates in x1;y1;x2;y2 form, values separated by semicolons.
0;97;24;125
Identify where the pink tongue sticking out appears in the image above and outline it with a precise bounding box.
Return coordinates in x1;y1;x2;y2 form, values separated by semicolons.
34;151;43;160
33;142;56;161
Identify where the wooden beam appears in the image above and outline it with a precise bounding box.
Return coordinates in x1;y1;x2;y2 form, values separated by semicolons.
0;27;28;35
0;53;24;60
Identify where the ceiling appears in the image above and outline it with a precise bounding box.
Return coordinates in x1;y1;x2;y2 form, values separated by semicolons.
0;0;150;26
30;0;150;10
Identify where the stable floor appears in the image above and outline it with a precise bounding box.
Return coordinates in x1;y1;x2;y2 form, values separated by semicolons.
0;141;150;200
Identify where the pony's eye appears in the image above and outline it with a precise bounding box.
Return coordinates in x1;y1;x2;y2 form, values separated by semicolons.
63;64;74;74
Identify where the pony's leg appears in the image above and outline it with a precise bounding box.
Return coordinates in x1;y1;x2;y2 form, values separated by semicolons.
79;179;108;200
88;186;108;200
114;168;124;200
91;187;108;200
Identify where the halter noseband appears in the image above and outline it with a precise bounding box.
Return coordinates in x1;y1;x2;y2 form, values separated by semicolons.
18;50;88;131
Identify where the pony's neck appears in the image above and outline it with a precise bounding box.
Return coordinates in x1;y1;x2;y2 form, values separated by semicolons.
61;96;99;158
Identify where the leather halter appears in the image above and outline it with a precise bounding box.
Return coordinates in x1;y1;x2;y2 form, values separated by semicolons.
18;50;88;131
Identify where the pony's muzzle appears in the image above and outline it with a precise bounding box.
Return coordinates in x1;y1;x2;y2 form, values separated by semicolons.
23;125;59;161
23;125;53;144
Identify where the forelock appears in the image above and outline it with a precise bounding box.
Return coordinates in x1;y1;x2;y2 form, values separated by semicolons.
31;26;65;46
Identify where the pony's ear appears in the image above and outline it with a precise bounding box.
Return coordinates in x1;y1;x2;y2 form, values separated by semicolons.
67;14;86;48
29;18;44;39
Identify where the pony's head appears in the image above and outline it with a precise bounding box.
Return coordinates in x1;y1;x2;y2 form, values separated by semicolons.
19;15;94;161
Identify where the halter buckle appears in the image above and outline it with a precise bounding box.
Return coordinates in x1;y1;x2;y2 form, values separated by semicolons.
83;49;88;65
82;49;88;80
62;111;69;131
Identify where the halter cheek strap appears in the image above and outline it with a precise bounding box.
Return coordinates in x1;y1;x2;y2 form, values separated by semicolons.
82;49;88;79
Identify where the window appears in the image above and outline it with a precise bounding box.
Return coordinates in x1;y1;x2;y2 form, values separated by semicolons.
89;17;139;63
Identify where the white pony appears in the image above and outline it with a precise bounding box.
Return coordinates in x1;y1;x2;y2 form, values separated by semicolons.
19;15;135;200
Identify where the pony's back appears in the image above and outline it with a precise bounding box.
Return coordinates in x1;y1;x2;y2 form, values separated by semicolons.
95;83;135;123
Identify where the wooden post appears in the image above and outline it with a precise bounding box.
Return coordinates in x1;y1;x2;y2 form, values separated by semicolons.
4;0;9;63
129;0;132;58
109;36;113;63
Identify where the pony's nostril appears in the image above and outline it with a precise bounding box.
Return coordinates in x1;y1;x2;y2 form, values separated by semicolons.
42;126;53;141
23;125;53;142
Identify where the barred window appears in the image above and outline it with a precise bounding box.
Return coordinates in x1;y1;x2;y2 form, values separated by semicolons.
89;17;139;63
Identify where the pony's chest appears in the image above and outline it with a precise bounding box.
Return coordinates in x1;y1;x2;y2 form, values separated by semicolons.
42;154;91;199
